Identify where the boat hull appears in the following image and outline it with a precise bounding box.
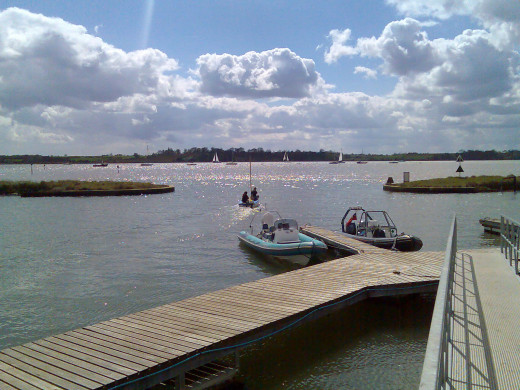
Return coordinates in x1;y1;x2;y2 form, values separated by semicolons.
342;233;423;252
237;231;327;265
238;200;260;208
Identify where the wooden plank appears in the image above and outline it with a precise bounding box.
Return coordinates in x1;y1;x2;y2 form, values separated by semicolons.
187;295;298;321
174;298;283;323
169;302;263;328
187;293;301;317
21;341;124;381
0;380;19;390
82;325;187;357
200;288;310;311
9;346;112;387
107;318;209;349
232;285;320;307
62;330;169;364
0;360;58;390
0;352;89;390
53;333;158;368
152;305;253;332
131;310;240;338
36;337;142;374
73;328;177;360
89;323;197;354
236;283;331;305
112;316;220;344
125;311;233;341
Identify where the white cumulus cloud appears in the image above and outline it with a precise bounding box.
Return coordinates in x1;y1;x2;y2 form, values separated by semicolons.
0;7;179;111
195;48;322;99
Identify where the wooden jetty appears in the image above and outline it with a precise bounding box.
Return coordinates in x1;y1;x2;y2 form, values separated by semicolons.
0;229;443;390
301;225;391;254
479;217;501;234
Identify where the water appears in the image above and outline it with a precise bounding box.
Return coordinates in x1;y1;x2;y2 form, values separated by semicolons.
0;161;518;389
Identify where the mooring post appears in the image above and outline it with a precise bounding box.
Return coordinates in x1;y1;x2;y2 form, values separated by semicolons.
174;372;185;390
235;350;240;370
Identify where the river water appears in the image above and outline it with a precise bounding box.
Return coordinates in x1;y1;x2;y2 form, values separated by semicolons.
0;161;518;389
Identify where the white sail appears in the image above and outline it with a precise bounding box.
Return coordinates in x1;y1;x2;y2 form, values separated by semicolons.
283;151;289;162
339;151;343;161
212;152;220;163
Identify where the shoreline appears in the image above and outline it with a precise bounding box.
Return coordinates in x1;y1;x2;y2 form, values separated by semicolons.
19;185;175;197
383;175;517;193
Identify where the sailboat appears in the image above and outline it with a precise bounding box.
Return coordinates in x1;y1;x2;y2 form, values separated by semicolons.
283;151;289;162
226;150;237;165
212;152;221;163
329;150;345;164
357;149;368;164
239;160;260;208
141;145;153;166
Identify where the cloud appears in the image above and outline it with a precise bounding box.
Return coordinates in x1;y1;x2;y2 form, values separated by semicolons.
0;6;519;155
324;29;358;64
386;0;520;47
326;18;440;76
195;48;322;99
354;66;377;79
0;7;179;111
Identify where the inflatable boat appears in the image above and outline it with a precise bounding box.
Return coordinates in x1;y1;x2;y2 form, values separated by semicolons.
238;211;328;265
340;206;423;252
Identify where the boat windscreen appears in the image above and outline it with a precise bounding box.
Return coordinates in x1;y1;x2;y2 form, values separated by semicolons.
274;219;298;230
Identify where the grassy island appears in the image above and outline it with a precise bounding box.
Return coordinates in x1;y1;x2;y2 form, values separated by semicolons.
0;180;175;197
383;175;518;193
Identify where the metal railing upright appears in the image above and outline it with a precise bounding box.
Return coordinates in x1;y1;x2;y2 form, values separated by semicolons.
419;216;457;390
500;215;520;274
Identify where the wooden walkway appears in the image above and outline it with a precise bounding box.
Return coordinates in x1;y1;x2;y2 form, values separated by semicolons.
301;225;391;254
0;232;443;389
447;248;520;388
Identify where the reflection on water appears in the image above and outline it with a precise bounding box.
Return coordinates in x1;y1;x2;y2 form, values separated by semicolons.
0;161;519;389
237;295;435;390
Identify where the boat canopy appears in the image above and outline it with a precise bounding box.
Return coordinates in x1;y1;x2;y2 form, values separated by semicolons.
341;207;398;238
272;218;299;244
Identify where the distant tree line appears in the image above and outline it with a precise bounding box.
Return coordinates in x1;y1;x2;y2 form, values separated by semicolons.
1;148;519;164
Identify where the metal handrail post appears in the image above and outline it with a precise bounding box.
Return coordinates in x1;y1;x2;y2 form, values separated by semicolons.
500;216;504;254
419;216;457;389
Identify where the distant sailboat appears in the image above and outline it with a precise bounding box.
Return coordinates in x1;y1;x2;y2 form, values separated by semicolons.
357;149;367;164
283;151;289;162
330;150;345;164
226;150;237;165
141;145;153;166
212;152;221;163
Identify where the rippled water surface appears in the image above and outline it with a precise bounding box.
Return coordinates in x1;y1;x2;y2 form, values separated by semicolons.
1;161;518;389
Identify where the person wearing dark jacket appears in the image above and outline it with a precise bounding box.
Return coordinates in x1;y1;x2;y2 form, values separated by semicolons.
251;187;258;201
241;191;249;203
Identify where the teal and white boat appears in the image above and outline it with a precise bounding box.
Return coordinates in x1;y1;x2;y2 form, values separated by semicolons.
238;211;327;266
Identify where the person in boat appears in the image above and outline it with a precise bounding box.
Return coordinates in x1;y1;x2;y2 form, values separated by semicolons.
251;187;258;201
241;191;249;204
345;213;357;235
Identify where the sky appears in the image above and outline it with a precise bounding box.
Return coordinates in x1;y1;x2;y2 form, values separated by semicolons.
0;0;519;155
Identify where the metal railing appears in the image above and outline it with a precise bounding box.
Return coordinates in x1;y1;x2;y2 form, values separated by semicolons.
500;215;520;274
419;217;457;390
